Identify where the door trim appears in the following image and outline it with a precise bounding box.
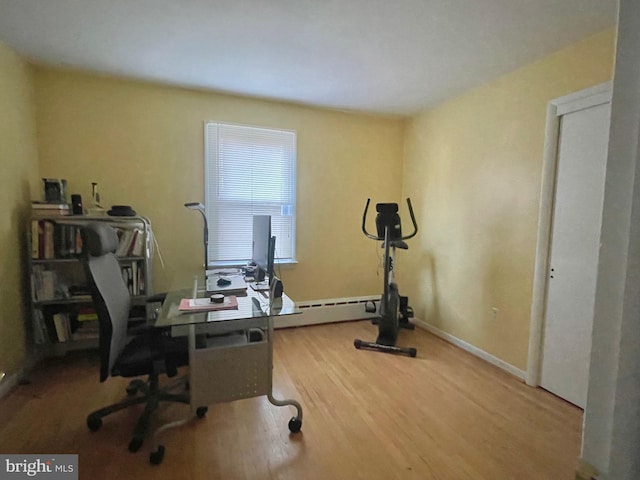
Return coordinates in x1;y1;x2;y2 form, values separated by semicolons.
526;82;612;387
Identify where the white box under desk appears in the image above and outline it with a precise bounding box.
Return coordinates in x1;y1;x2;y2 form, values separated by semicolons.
171;314;273;407
189;329;271;406
159;290;298;409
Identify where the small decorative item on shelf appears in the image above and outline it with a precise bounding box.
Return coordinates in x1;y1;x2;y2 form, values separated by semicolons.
107;205;137;217
71;194;83;215
42;178;67;203
91;182;101;206
87;182;106;216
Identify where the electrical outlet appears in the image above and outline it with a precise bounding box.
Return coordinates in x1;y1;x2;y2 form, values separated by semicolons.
492;307;499;320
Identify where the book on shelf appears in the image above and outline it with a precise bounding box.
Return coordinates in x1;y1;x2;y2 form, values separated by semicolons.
31;266;57;301
70;294;92;302
31;202;71;217
77;307;98;322
33;310;99;344
115;228;144;257
31;218;145;260
32;310;49;345
52;313;72;342
32;201;70;210
131;262;139;294
129;229;145;256
31;219;84;259
71;314;99;341
41;270;56;300
30;220;39;258
120;262;144;296
43;221;54;259
72;324;99;341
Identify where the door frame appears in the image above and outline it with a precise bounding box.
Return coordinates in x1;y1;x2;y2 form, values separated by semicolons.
526;81;612;387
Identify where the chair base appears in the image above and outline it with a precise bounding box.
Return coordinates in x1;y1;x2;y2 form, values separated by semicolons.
87;374;189;452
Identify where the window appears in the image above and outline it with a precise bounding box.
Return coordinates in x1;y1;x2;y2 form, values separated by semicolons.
204;122;297;266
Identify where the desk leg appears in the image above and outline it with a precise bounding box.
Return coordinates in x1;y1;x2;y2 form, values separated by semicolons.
267;316;303;433
149;324;200;465
267;393;303;432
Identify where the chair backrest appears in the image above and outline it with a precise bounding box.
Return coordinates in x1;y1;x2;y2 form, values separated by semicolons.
81;222;131;382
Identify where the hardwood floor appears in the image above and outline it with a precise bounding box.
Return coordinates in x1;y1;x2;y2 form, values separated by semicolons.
0;321;581;479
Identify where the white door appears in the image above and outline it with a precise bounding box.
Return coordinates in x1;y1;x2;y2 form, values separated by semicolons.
540;94;611;408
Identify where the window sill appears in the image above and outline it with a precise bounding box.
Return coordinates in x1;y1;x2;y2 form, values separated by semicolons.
210;259;298;269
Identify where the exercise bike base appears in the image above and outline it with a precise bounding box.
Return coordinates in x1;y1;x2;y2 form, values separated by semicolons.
354;339;417;358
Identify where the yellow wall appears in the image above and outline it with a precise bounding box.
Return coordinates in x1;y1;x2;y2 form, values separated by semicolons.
33;69;406;300
0;43;40;377
402;29;616;370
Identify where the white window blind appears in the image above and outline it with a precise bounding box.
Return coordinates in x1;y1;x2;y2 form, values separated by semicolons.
204;122;297;265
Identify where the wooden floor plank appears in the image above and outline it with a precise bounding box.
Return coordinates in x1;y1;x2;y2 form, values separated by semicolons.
0;321;581;479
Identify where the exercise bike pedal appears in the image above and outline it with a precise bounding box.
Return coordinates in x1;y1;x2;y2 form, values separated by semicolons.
399;319;415;330
364;300;377;314
399;303;415;329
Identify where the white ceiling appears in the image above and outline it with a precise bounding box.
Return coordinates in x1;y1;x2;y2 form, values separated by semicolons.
0;0;617;116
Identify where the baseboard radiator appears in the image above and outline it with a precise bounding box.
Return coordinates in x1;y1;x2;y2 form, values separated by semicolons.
274;295;379;329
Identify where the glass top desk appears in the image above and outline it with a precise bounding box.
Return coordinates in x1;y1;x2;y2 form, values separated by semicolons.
151;279;303;461
156;284;299;332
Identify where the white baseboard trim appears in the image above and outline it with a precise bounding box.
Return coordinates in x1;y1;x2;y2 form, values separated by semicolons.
414;319;527;381
0;371;19;399
0;352;40;400
274;295;378;329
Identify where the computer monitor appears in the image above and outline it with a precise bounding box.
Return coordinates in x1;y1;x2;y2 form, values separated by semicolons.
267;235;276;282
252;215;271;283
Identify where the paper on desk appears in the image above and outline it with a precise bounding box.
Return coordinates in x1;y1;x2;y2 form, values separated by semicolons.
178;295;238;312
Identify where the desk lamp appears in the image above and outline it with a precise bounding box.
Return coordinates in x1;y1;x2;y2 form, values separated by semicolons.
184;202;208;272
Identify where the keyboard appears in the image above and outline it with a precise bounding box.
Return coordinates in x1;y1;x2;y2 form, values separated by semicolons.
205;275;247;293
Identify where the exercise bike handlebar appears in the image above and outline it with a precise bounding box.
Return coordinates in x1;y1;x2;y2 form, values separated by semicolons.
404;198;419;240
361;198;419;241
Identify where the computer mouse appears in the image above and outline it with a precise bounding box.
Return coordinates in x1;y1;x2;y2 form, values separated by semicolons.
217;278;231;286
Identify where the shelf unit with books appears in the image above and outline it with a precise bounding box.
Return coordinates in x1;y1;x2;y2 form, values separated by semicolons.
28;213;155;356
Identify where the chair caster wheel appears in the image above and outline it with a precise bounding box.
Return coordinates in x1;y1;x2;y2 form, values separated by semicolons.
126;379;144;396
87;415;102;432
408;348;417;358
196;406;208;418
354;339;362;349
149;445;165;465
288;417;302;433
128;437;143;453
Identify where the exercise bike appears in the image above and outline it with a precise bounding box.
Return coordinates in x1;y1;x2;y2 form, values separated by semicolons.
354;198;418;357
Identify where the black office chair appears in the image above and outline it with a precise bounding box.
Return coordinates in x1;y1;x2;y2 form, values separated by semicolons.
81;222;191;453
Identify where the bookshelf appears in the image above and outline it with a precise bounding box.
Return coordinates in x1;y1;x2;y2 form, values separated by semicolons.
28;214;154;355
